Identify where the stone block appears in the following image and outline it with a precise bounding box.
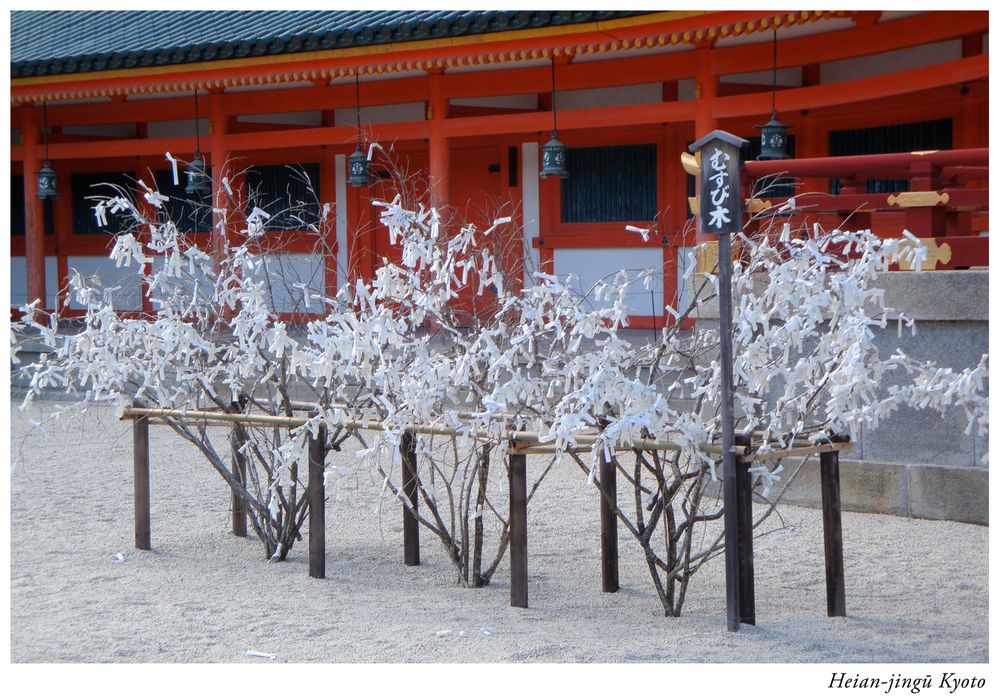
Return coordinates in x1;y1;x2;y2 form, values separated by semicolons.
908;463;988;525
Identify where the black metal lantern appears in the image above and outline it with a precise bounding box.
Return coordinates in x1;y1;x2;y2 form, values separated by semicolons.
185;150;212;195
347;143;372;187
539;58;569;179
540;132;568;179
185;89;213;195
756;115;790;161
36;160;58;199
755;29;791;161
347;74;372;187
36;103;59;199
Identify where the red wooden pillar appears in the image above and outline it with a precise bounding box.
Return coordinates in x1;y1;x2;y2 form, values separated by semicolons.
21;104;46;313
209;90;231;267
694;49;718;247
428;70;450;214
905;161;945;237
694;49;718;140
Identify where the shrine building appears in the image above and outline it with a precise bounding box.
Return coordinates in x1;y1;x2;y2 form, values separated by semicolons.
10;10;988;324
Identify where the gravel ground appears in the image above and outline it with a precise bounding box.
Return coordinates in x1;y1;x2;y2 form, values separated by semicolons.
9;401;988;663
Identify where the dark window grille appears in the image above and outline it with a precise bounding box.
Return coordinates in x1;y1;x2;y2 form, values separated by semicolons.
560;144;657;223
829;118;952;194
243;163;321;230
153;169;213;233
10;175;54;236
72;171;136;235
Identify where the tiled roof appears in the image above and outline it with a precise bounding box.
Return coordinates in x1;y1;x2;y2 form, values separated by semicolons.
11;10;651;78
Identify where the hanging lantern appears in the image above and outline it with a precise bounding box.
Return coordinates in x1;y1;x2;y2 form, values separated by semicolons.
185;89;212;195
755;115;790;161
539;58;569;179
185;151;212;195
347;143;372;187
36;160;58;199
347;74;372;188
36;102;58;199
756;29;791;161
540;132;568;179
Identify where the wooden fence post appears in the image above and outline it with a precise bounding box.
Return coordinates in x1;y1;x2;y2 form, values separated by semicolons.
820;447;847;617
509;451;528;608
308;425;327;579
132;405;151;551
599;450;619;593
735;434;755;625
230;424;247;538
400;431;420;566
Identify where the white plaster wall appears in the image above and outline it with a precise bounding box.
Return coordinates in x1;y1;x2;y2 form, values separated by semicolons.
675;246;696;316
244;252;326;314
721;66;801;87
555;83;661;110
67;255;143;310
520;142;540;287
237;111;323;127
62;123;137;138
9;256;58;309
333;102;424;127
553;247;663;316
335;153;349;290
677;79;696;101
451;93;539;110
146;118;209;139
821;39;961;84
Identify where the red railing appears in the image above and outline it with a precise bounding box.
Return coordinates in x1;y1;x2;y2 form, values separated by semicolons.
742;148;988;268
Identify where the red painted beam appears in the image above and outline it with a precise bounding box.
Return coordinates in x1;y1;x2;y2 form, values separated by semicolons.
713;54;987;119
745;148;988;178
444;99;696;138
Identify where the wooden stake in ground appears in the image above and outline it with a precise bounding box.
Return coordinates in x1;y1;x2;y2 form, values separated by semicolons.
132;402;151;551
821;448;847;617
400;431;420;566
599;449;619;593
509;451;528;608
308;425;327;579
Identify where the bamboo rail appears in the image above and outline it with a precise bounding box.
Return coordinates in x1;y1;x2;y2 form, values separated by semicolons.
120;406;851;460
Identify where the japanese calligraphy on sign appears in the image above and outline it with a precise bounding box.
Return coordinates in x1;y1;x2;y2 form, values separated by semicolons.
689;130;747;236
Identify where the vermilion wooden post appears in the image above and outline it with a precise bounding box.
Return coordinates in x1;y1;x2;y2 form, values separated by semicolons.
820;447;847;617
132;404;151;551
22;103;46;313
308;425;327;579
599;450;619;593
735;434;755;625
400;431;420;566
508;451;528;608
428;70;450;213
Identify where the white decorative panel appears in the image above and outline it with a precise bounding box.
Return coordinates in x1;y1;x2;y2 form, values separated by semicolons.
553;247;664;316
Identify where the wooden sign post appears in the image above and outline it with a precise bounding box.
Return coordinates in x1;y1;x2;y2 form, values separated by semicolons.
689;130;748;632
